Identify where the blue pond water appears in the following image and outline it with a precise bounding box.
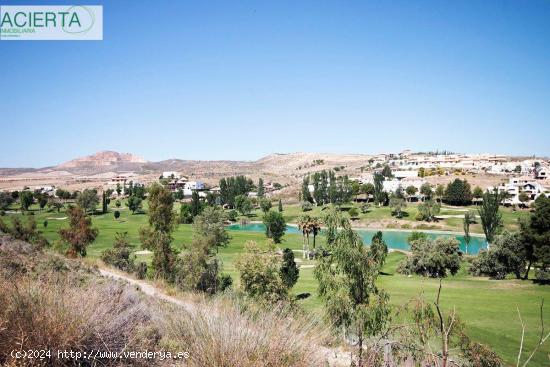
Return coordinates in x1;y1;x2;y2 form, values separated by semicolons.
226;223;487;255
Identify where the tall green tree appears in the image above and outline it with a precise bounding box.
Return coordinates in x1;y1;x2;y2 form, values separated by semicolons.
219;175;254;207
278;199;283;212
193;206;230;253
141;183;176;280
280;248;299;289
127;196;143;214
478;190;503;245
520;195;550;280
257;178;265;198
443;179;473;206
19;191;33;212
373;172;385;206
370;231;388;272
234;194;252;216
301;176;313;203
420;182;433;200
315;208;390;366
389;196;406;218
76;189;99;215
417;200;441;222
102;191;108;214
0;192;14;212
263;210;286;243
381;164;393;178
59;206;98;257
147;183;175;233
190;191;203;217
259;198;272;213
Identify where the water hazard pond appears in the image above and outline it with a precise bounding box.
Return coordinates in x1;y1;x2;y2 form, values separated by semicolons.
227;223;487;255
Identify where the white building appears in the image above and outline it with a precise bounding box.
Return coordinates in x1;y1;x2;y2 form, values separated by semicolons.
393;170;419;179
183;181;205;196
162;171;181;180
488;177;548;206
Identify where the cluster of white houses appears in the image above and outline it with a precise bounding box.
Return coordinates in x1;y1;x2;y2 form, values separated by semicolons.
160;171;206;197
488;177;549;206
369;151;549;177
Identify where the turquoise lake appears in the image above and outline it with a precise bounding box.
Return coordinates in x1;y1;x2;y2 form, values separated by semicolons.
226;223;487;255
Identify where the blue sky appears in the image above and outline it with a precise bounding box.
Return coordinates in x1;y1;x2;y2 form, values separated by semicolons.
1;0;550;167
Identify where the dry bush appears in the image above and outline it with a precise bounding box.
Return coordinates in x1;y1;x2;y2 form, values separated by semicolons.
0;268;153;366
0;235;338;366
157;295;331;367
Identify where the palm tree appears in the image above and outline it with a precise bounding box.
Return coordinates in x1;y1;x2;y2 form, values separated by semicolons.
463;211;475;254
310;217;322;252
297;215;312;259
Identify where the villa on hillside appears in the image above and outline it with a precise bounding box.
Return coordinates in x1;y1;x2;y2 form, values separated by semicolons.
488;177;549;206
535;166;548;180
161;171;182;180
357;173;427;198
111;175;128;184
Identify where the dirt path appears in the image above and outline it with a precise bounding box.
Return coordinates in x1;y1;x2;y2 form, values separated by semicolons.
98;267;350;366
98;268;195;312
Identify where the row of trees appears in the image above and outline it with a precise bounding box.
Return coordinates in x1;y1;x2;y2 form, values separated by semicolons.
301;170;354;206
219;176;255;207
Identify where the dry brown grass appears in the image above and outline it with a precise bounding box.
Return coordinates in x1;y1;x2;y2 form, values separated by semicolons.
0;236;335;366
0;272;152;366
157;295;331;367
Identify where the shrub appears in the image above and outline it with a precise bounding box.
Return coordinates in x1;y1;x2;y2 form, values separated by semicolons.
159;295;329;367
360;203;370;213
469;232;525;280
43;220;48;228
114;210;120;219
226;209;238;222
100;232;135;272
398;237;462;277
135;261;148;279
179;203;193;224
0;216;48;247
101;246;135;272
263;210;286;243
348;207;359;219
173;237;229;294
280;248;299;289
0;270;150;366
218;273;233;291
417;200;441;222
301;201;313;212
235;241;288;303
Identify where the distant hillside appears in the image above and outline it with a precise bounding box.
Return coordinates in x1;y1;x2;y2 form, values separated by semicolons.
54;151;149;175
57;150;147;168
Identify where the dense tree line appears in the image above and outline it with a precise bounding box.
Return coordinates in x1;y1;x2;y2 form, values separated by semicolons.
301;170;353;205
219;175;254;207
443;179;473;206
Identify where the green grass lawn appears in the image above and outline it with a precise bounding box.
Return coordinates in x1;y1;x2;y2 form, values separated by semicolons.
2;202;548;366
248;202;529;234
